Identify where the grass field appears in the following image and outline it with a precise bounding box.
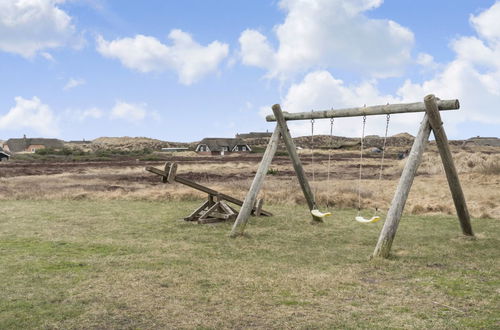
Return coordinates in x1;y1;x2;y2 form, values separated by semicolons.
1;200;498;329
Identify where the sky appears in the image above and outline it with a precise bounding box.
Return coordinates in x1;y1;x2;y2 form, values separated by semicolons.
0;0;499;142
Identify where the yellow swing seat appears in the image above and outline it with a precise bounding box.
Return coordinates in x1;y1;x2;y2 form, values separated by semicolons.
311;209;332;218
354;215;381;223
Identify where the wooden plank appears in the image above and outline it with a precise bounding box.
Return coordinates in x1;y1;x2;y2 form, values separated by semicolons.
230;125;281;237
272;104;322;223
184;200;211;221
266;99;460;122
145;166;273;217
372;113;432;258
198;202;221;221
254;198;264;217
162;162;171;183
424;94;474;237
167;162;178;183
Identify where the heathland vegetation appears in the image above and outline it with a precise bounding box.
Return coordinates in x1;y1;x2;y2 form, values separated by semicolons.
0;135;499;328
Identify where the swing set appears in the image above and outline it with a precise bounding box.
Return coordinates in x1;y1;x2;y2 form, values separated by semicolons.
305;110;390;223
230;94;475;259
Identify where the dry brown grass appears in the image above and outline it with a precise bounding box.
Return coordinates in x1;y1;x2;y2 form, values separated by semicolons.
1;147;499;219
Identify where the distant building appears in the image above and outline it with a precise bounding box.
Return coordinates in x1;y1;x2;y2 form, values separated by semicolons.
161;147;189;152
67;139;89;145
462;136;500;147
2;135;64;153
236;131;272;139
195;138;251;156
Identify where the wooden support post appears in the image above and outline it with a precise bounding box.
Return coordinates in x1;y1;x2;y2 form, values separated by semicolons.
230;125;281;237
254;198;264;217
184;200;211;221
373;114;432;258
162;162;172;183
272;104;322;223
424;94;474;237
167;162;178;183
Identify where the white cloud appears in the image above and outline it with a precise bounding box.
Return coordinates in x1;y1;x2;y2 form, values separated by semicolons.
81;107;102;120
63;78;85;90
278;70;418;137
97;29;229;85
110;101;148;122
271;2;500;139
41;51;55;61
0;96;59;136
397;2;500;130
416;53;439;70
239;0;414;79
64;106;103;121
0;0;80;58
470;2;500;44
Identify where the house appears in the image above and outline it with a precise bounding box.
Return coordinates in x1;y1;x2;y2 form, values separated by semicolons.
462;136;500;147
195;138;251;155
161;147;189;152
2;135;64;153
0;147;10;161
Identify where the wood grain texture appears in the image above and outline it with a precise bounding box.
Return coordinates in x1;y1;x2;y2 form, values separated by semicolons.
424;94;474;237
373;114;432;258
272;104;322;223
230;125;281;237
266;99;459;122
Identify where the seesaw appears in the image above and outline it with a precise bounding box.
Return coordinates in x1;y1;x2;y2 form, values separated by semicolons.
145;162;272;224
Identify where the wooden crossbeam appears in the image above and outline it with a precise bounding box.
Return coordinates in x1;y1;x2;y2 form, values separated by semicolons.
265;99;460;122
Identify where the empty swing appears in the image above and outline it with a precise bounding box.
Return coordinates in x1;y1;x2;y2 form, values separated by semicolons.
355;113;390;223
309;117;332;219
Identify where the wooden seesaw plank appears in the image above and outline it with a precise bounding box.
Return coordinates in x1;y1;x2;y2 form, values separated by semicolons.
145;166;272;217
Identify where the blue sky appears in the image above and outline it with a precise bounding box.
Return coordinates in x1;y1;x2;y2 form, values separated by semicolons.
0;0;499;142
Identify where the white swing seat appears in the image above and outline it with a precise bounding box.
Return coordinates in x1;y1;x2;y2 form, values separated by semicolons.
355;215;381;223
311;209;332;218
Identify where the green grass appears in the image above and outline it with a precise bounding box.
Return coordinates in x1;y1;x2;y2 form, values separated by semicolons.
0;200;498;329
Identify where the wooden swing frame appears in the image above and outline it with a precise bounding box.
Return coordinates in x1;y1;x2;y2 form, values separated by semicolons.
230;94;474;259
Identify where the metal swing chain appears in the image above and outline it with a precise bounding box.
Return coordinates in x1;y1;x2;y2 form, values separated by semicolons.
357;114;367;214
377;114;391;182
327;117;334;207
327;117;334;184
310;117;316;202
373;114;390;216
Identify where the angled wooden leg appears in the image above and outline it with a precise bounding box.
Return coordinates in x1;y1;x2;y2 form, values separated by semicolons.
373;114;432;258
184;200;211;221
424;94;474;237
272;104;322;223
230;125;281;237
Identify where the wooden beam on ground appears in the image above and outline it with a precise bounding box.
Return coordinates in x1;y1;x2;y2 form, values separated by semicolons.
272;104;322;223
230;125;281;237
373;113;432;258
265;99;460;122
145;165;272;217
424;94;474;237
